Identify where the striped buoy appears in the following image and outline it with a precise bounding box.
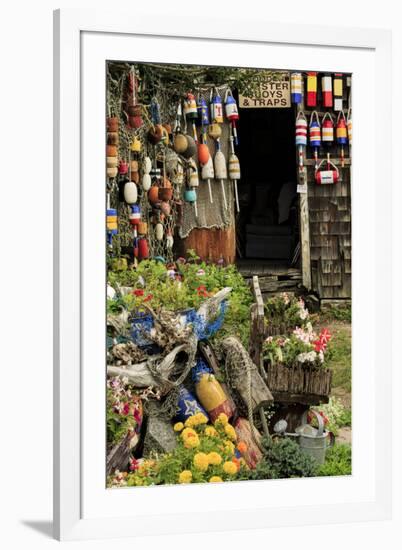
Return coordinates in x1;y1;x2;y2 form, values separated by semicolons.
138;238;149;260
315;159;339;185
184;92;198;142
336;111;348;167
347;108;352;146
295;111;307;172
306;72;317;107
224;90;239;145
291;72;302;104
321;73;333;107
129;204;141;227
228;135;240;212
309;111;321;169
333;73;343;111
210;88;223;124
322;113;334;143
214;146;227;210
197;96;209;126
106;207;118;246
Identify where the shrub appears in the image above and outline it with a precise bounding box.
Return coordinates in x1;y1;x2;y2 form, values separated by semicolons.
318;444;352;477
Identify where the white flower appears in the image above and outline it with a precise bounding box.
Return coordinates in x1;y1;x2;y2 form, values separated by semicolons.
318;351;324;363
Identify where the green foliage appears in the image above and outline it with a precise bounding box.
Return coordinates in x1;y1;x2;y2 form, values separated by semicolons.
318;444;352;477
250;437;318;480
264;293;309;334
321;304;352;323
311;397;352;436
323;324;352;392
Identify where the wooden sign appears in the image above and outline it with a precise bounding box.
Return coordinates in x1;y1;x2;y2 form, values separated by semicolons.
239;76;291;108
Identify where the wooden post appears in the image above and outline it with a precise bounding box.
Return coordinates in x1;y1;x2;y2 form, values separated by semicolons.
297;80;312;290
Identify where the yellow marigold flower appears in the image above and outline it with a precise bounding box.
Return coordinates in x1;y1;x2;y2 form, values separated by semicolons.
207;452;222;466
184;434;200;449
209;476;223;483
181;427;197;440
223;461;238;475
193;452;209;472
184;416;195;428
224;440;235;454
215;412;229;426
178;470;192;484
204;426;218;437
224;424;237;441
173;422;184;432
195;412;208;425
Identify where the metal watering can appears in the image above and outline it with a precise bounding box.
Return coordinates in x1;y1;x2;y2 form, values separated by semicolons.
295;410;334;464
273;410;334;465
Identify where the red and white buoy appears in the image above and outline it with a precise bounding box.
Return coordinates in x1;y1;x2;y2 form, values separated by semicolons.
309;111;321;170
295;111;308;172
306;72;317;107
336;110;348;167
228;134;240;212
321;73;333;108
321;112;334;166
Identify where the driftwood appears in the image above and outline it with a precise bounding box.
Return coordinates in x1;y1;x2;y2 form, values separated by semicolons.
222;336;273;412
107;341;195;390
106;430;133;476
197;287;232;322
234;418;263;469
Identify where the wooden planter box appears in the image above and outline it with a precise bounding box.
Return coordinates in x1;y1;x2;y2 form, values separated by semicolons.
265;363;332;405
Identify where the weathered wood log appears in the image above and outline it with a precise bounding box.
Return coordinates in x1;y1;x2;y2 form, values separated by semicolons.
249;276;265;374
198;341;238;417
106;430;133;476
107;342;194;391
196;287;232;322
265;363;332;404
222;336;273;412
234;417;263;469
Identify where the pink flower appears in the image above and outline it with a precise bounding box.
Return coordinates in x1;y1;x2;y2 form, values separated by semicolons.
129;458;140;471
122;402;130;415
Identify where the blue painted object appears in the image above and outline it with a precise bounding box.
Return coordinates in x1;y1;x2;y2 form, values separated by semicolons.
175;385;208;421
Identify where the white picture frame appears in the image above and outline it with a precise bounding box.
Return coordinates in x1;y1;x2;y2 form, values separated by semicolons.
53;8;392;541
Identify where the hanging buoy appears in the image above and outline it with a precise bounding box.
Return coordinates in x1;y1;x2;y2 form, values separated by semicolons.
181;134;197;159
130;160;139;183
309;111;321;170
197;142;210;165
197;95;209;126
127;69;143;129
201;152;214;204
183;92;198;142
322;112;334;166
336;111;348;167
291;72;302;104
208;122;222;140
137;221;148;235
106;157;118;168
148;124;163;145
184;188;197;203
166;229;174;249
173;132;188;154
106;207;118;247
107;132;119;146
118;160;128;175
158;178;173;201
188;159;199;188
155;222;164;241
124;180;138;204
107;166;118;179
142;173;151;191
160;201;171;216
107;117;119;132
210;88;223;123
214;146;228;209
129;204;141;226
347;108;352;146
229;135;240;213
321;73;333;107
295;111;308;173
224;90;239;145
333;73;344;111
306;72;317;107
138;238;149;259
148;185;160;205
106;145;118;157
143;156;152;174
315;159;339;185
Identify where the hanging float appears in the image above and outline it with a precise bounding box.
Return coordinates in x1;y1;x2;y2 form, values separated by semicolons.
183;92;198;142
228;134;241;213
295;111;308;173
306;72;317;107
315;159;339;185
333;73;343;111
210;88;224;123
291;72;302;104
214;143;228;210
336;110;348;167
224;89;239;145
321;73;333;108
309;111;321;170
321;112;334;166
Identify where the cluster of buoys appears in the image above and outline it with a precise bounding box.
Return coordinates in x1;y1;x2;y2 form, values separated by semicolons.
291;71;349;112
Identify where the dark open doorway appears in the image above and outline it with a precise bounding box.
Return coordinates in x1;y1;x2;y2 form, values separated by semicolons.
235;104;300;272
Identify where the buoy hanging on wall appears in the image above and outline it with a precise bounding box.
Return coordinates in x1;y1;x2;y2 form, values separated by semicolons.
321;73;333;107
295;111;308;172
309;111;321;170
291;72;302;104
214;144;228;210
228;134;241;213
306;72;317;107
333;73;344;111
106;207;118;247
183;92;198;142
138;238;149;260
129;204;141;227
347;108;352;146
124;180;138;204
315;159;339;185
210;88;223;123
224;90;239;145
336;110;348;167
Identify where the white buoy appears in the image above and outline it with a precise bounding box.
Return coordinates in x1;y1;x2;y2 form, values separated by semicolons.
201;155;214;203
214;147;227;209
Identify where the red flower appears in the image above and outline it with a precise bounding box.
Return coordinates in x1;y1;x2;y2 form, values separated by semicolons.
143;293;153;302
132;289;144;297
319;328;331;344
122;402;130;415
197;285;209;297
129;458;140;471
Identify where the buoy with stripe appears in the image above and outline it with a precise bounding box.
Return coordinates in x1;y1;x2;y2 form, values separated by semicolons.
200;131;214;203
315;159;339;185
224;89;239;145
321;73;333;107
309;111;321;169
291;72;302;104
184;92;198;142
347;108;352;146
187;159;199;217
306;72;317;107
336;110;348;167
214;141;228;210
295;111;308;172
129;204;141;227
197;95;209;126
333;73;343;111
322;112;334;166
228;134;240;212
106;207;118;247
210;88;224;124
